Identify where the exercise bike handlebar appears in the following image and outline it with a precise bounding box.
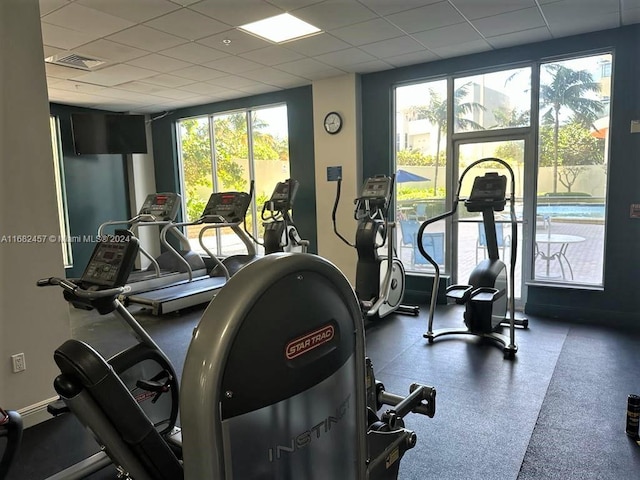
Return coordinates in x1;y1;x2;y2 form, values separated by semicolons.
36;277;127;299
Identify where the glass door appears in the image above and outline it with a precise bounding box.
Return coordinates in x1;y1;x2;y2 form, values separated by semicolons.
453;137;531;305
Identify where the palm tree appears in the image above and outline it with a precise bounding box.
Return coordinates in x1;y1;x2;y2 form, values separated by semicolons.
539;64;604;193
407;83;484;190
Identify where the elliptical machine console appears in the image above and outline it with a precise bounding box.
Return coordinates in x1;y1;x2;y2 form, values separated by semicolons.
417;158;528;359
333;175;418;319
261;178;308;254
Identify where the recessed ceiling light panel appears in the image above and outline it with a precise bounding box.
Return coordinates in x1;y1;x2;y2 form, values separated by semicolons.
238;13;321;43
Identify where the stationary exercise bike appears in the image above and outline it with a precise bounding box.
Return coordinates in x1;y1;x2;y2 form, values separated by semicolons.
261;178;309;254
42;239;437;479
333;175;419;319
417;158;528;359
38;236;182;479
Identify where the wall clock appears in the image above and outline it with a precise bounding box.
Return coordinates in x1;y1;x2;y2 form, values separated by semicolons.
323;111;343;135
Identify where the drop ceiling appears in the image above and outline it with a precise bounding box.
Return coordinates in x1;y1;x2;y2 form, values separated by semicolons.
41;0;640;114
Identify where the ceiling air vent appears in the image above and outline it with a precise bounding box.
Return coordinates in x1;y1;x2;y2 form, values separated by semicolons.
45;53;107;71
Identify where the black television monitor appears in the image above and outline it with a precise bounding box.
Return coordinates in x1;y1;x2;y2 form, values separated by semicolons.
71;113;148;155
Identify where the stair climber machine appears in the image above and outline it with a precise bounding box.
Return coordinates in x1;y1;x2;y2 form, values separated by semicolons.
42;238;437;479
98;192;207;296
37;236;182;479
261;178;309;254
333;174;419;320
416;158;528;359
126;187;258;315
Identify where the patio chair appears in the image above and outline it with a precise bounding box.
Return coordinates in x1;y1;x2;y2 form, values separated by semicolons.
399;220;444;267
476;222;511;263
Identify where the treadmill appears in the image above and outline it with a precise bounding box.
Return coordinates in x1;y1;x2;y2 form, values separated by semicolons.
98;193;208;295
127;190;258;315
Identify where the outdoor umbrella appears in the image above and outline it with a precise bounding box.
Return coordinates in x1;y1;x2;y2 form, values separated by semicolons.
396;169;430;183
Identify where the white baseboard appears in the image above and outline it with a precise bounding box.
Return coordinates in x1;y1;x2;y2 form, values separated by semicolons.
18;396;58;429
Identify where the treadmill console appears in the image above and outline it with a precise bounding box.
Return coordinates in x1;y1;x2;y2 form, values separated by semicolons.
139;193;181;221
266;179;299;212
80;237;140;288
202;192;251;224
465;172;507;212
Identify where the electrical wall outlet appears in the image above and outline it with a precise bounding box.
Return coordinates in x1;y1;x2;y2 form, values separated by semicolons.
11;353;26;373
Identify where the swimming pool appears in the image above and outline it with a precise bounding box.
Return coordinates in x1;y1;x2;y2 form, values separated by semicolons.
536;204;605;219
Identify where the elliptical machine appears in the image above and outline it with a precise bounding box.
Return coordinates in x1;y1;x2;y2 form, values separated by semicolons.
261;178;309;254
418;158;528;359
333;175;419;319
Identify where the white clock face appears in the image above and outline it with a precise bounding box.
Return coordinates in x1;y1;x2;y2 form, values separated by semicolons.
324;112;342;134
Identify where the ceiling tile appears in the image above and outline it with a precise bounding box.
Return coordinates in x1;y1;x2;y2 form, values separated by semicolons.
203;56;264;74
283;33;352;56
40;0;72;16
49;80;108;94
45;62;94;79
622;8;640;25
72;64;158;86
241;67;307;87
356;0;441;16
387;2;466;34
472;7;547;37
176;65;229;81
42;3;134;37
313;47;378;67
160;43;230;63
197;29;271;54
48;88;104;105
383;49;440;67
330;18;406;46
168;0;201;5
43;45;66;59
190;0;284;26
294;0;378;30
240;46;305;65
142;74;196;88
75;39;148;63
276;58;345;77
451;0;538;20
41;22;101;50
359;36;425;59
235;84;282;95
541;0;620;22
340;59;393;73
144;9;231;41
107;25;188;51
430;38;492;58
179;82;230;95
486;26;553;49
266;0;324;10
207;75;267;89
75;0;181;23
125;54;193;73
547;12;620;37
412;22;481;49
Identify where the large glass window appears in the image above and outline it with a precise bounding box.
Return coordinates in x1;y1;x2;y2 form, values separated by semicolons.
394;80;447;273
393;52;611;291
177;104;289;256
50;116;72;268
534;53;611;286
454;67;531;132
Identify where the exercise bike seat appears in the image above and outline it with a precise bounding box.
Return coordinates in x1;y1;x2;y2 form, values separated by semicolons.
54;339;184;480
